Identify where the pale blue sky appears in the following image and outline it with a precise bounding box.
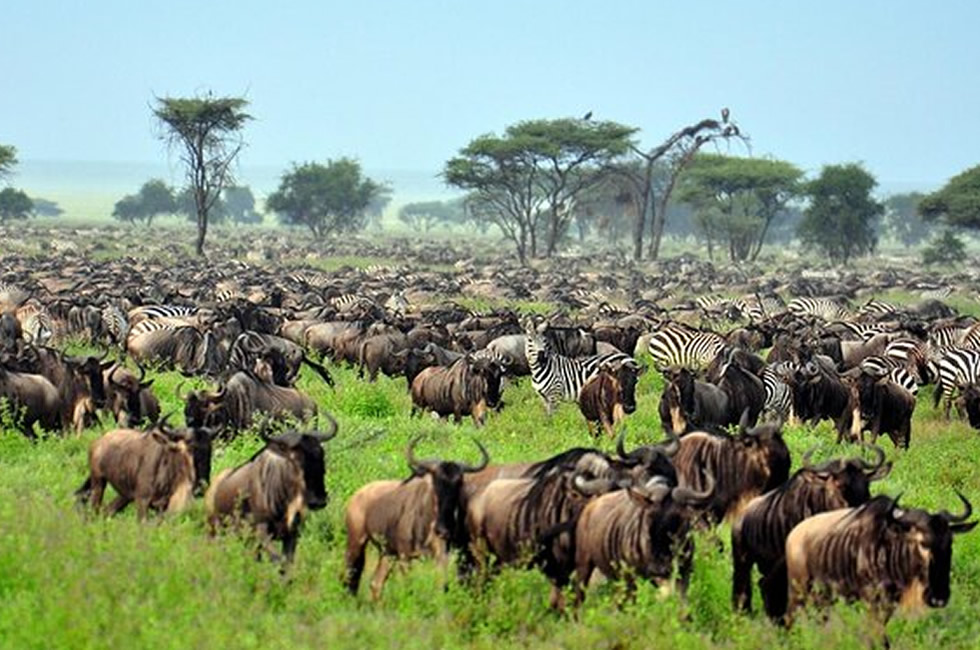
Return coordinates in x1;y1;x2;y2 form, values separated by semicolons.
2;0;978;191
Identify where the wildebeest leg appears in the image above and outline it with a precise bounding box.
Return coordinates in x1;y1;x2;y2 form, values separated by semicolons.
572;561;593;610
731;541;753;613
343;533;368;596
106;494;132;516
760;559;789;623
282;530;299;565
88;477;107;512
585;420;597;439
370;555;392;601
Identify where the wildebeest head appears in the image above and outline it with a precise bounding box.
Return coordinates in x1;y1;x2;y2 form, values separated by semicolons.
107;362;155;426
263;413;339;511
735;415;791;493
885;493;977;608
470;356;506;409
605;359;644;414
393;345;439;386
615;428;678;486
64;353;111;408
800;444;892;507
181;382;226;429
154;412;216;494
406;436;490;542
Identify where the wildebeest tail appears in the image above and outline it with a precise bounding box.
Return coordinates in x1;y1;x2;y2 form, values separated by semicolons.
74;476;92;498
302;355;335;387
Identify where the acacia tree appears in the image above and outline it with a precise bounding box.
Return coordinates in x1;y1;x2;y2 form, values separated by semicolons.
223;186;262;225
153;94;251;255
798;163;884;263
919;164;980;230
398;200;462;232
266;159;385;238
0;188;33;223
614;111;747;260
884;192;930;248
112;179;177;226
444;118;636;262
678;154;802;262
0;145;16;181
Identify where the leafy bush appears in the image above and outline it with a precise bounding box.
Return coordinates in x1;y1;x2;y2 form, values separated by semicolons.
921;229;966;266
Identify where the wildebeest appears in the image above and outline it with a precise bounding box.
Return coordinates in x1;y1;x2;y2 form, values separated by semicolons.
659;366;730;434
958;383;980;430
572;474;714;608
0;363;62;437
343;437;490;600
673;415;791;523
410;356;504;426
103;361;159;427
205;416;337;563
127;325;215;375
228;331;334;387
731;445;891;620
577;360;644;438
785;493;977;624
357;331;408;382
75;415;214;518
842;372;916;449
183;368;317;435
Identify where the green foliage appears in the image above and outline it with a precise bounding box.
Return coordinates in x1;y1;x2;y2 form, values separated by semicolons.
445;117;637;262
885;192;930;247
798;163;884;263
398;199;464;232
113;179;178;226
921;229;967;266
679;154;802;262
0;187;34;222
267;159;385;238
152;94;252;255
919;164;980;230
222;185;262;225
0;144;17;181
30;197;63;218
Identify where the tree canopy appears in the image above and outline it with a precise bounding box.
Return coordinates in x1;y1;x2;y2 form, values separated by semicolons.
0;187;34;223
266;159;385;238
797;163;884;263
919;164;980;230
398;200;465;232
884;192;930;248
113;179;178;226
0;145;16;181
153;94;251;255
30;197;63;218
444;117;636;262
678;153;802;262
222;185;262;225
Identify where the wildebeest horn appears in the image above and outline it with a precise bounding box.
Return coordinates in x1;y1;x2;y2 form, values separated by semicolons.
633;476;671;503
802;446;818;470
573;474;616;496
108;365;124;387
312;412;339;443
941;490;973;524
858;443;887;475
135;360;147;384
175;381;188;401
659;431;680;457
672;473;716;506
406;435;437;474
461;438;490;473
155;410;175;434
616;428;629;459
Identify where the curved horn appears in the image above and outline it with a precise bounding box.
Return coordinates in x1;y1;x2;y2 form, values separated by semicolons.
658;431;681;458
461;438;490;473
406;436;435;474
312;412;339;443
671;472;716;506
572;474;616;496
135;359;147;384
802;446;818;470
941;490;973;524
155;410;175;434
858;443;886;474
108;365;124;387
175;380;188;401
616;428;629;459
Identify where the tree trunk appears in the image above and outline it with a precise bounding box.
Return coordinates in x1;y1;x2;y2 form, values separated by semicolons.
196;213;207;256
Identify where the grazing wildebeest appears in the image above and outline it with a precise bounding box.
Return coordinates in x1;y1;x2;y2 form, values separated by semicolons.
572;474;715;607
343;438;490;600
75;415;214;518
577;360;644;438
183;369;317;435
842;372;916;449
205;416;337;563
410;356;503;426
731;445;891;620
103;361;159;427
0;363;62;437
673;415;791;524
785;493;977;626
659;366;729;434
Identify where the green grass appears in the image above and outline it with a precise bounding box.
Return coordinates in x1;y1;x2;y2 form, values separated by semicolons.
3;357;980;649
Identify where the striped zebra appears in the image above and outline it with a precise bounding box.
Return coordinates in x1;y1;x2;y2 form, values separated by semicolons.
830;321;889;342
288;271;330;289
858;356;919;396
128;319;185;340
787;297;850;321
934;347;980;418
855;298;899;322
128;304;199;325
524;332;637;414
883;338;937;384
927;325;969;352
920;286;953;300
100;304;130;347
761;364;794;423
16;303;53;345
646;323;725;371
737;294;785;322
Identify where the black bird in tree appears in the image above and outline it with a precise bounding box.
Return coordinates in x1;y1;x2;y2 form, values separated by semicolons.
582;111;593;121
721;107;730;123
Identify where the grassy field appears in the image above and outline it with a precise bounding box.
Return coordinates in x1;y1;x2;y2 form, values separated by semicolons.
2;347;980;650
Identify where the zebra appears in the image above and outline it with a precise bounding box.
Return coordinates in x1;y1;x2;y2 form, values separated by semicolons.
100;304;130;348
761;364;794;423
830;321;889;342
934;347;980;418
127;319;184;340
738;294;785;322
128;304;199;325
858;356;920;396
646;323;725;371
787;297;850;321
855;298;899;322
920;286;953;300
928;325;969;352
883;338;937;384
524;332;637;414
16;303;53;345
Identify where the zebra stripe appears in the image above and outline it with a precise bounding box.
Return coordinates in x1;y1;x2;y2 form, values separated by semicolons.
787;297;850;321
935;347;980;416
18;305;53;345
525;333;636;413
128;319;183;339
646;324;725;371
856;298;899;321
761;365;793;422
129;304;199;324
101;305;129;346
859;356;919;396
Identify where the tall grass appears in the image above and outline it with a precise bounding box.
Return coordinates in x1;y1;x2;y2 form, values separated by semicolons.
2;357;980;649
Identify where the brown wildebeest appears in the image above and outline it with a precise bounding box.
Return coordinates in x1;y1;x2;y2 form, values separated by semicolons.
343;437;489;600
205;415;337;563
577;361;644;438
410;356;503;426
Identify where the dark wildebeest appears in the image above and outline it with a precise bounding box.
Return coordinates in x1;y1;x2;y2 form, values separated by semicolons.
228;331;334;387
343;438;490;600
16;347;109;434
842;372;916;449
103;361;159;427
410;356;504;426
74;415;214;518
357;331;408;382
205;416;337;563
659;366;730;434
392;345;440;391
577;360;644;438
465;449;635;610
958;383;980;430
572;474;715;607
791;357;853;433
731;445;891;620
183;369;317;435
785;493;977;626
673;415;791;524
0;364;62;438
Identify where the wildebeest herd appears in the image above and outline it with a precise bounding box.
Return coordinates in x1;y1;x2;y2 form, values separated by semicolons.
2;232;979;636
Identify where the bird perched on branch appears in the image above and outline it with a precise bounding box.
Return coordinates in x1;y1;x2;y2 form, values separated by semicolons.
582;110;593;121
